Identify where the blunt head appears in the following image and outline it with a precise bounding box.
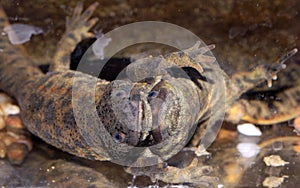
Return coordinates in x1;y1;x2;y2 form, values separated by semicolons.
95;56;202;165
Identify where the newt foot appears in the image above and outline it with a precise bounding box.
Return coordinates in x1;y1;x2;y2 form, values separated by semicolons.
65;2;99;39
126;158;219;186
266;48;298;87
51;2;100;71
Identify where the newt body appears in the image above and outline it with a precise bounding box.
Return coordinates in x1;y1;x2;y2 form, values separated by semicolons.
0;2;298;185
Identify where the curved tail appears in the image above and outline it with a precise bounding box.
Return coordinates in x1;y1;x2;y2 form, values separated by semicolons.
0;5;42;98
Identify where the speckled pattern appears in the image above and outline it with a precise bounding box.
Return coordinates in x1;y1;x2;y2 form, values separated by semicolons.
0;3;107;161
0;2;299;185
227;60;300;124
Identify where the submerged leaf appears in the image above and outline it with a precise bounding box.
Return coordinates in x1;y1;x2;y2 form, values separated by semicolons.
3;23;43;45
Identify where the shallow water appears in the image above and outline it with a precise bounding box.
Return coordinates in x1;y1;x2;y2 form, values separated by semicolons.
1;0;300;187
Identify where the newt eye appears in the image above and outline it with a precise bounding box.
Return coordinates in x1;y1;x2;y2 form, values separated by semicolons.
113;90;126;98
113;132;126;143
147;91;158;98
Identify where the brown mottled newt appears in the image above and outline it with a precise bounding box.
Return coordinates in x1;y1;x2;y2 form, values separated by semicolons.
0;2;298;185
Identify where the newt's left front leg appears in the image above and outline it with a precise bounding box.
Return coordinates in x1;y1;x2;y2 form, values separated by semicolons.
225;49;299;124
126;158;219;186
226;48;298;106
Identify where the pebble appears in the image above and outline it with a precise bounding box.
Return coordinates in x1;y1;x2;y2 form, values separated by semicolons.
262;176;288;188
5;116;24;129
0;106;3;116
0;103;20;115
237;123;262;136
0;116;5;130
0;93;31;165
1;133;16;147
293;140;300;154
0;93;13;104
292;116;300;135
6;142;28;165
16;137;33;151
263;155;289;167
0;141;6;158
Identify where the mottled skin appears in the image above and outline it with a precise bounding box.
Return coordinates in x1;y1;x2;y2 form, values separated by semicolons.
0;2;108;161
226;60;300;124
0;3;215;183
0;2;298;185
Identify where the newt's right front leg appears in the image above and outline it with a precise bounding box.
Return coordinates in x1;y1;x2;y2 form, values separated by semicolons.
50;2;99;71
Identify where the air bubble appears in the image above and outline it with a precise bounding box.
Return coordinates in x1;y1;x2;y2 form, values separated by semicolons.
281;64;287;69
272;141;283;151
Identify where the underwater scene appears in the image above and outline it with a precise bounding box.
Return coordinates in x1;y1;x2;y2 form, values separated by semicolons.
0;0;299;187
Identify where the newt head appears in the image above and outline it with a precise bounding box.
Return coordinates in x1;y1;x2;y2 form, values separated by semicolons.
94;55;203;166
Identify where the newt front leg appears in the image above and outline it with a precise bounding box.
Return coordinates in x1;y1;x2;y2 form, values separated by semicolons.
51;2;99;71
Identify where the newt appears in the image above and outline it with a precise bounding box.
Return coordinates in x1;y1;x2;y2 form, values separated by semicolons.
0;2;298;185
